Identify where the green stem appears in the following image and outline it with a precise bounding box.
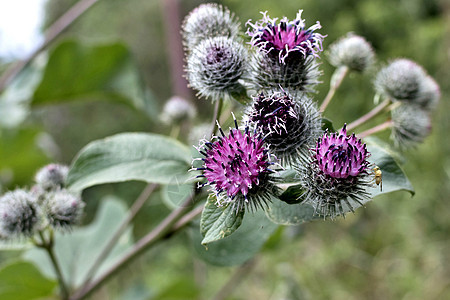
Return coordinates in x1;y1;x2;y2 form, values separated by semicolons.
358;120;393;138
346;98;391;131
37;231;70;300
211;99;223;137
81;183;158;285
70;195;195;300
319;66;349;113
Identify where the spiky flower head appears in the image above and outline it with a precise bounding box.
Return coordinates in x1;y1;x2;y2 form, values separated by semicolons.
246;89;321;165
391;104;431;149
375;59;428;103
182;3;240;51
328;33;375;72
193;115;278;212
299;125;372;218
35;164;69;191
186;36;248;101
161;96;197;125
44;190;85;230
246;10;325;64
246;10;324;92
0;189;40;238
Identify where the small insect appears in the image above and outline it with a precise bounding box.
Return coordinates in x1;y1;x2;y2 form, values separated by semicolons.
372;166;382;191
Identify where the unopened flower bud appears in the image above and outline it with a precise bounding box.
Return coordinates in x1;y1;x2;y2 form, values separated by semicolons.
186;36;248;101
391;104;431;148
161;96;196;124
0;190;40;238
328;33;375;72
375;59;427;103
418;76;440;111
182;3;240;51
35;164;69;191
44;190;85;230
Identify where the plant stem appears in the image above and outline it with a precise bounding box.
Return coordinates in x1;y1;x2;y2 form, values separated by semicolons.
211;99;223;136
70;195;195;300
82;183;158;285
213;258;258;300
37;231;70;300
358;120;393;138
319;66;349;112
0;0;100;93
346;98;391;131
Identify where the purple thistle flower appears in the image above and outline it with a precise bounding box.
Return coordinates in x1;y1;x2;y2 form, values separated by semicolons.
246;89;321;165
314;126;370;178
193;115;278;212
298;125;373;218
246;10;325;64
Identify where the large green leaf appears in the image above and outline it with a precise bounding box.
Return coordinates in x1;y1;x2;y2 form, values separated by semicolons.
66;133;191;192
0;261;56;300
200;195;245;245
267;140;414;224
32;40;157;118
23;197;133;288
190;209;278;266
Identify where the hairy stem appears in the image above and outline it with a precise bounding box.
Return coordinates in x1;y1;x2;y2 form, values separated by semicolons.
0;0;100;93
346;98;391;131
70;195;195;300
213;258;258;300
82;183;158;285
359;120;393;138
37;231;70;300
319;66;349;112
211;99;224;136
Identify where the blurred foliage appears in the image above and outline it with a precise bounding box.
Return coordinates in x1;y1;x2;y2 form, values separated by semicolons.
0;0;449;299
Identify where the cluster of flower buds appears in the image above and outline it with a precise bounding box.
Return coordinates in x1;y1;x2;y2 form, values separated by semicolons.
0;164;85;240
374;58;439;148
184;4;439;218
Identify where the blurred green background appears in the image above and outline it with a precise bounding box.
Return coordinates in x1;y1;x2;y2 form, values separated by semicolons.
1;0;449;299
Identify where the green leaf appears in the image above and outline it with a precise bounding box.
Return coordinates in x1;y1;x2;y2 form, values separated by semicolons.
0;128;50;188
190;209;278;266
321;118;335;132
266;199;318;225
32;40;157;118
278;184;305;204
200;195;245;245
23;197;133;288
161;175;195;210
365;139;415;198
66;133;191;192
0;261;56;300
0;59;44;128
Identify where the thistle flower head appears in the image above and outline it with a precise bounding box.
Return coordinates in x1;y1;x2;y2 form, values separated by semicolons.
0;190;40;238
35;164;69;191
161;96;197;124
328;33;375;72
299;125;372;218
44;190;85;230
246;89;321;164
246;10;325;64
182;3;240;51
193;116;278;212
186;36;248;101
391;104;431;149
375;59;427;103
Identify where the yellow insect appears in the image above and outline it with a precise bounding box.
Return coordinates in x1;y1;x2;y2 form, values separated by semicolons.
372;166;382;191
